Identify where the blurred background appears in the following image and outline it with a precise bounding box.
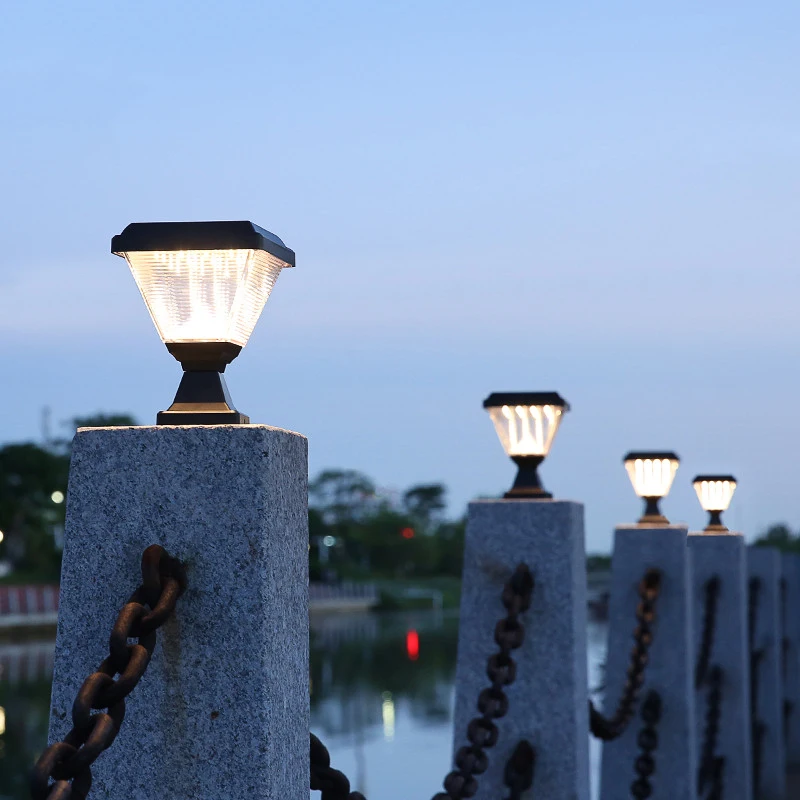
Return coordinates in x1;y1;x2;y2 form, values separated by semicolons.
1;1;799;797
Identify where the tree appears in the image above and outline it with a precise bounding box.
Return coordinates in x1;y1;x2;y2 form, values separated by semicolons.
72;413;138;429
403;484;446;532
310;469;377;526
753;523;800;553
0;411;139;579
0;443;69;577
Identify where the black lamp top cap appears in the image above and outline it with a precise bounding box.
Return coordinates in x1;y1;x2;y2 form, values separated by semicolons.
111;220;295;267
483;391;570;410
623;451;680;463
692;474;737;484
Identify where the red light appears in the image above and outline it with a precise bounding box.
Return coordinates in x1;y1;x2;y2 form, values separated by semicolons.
401;527;415;539
406;629;420;661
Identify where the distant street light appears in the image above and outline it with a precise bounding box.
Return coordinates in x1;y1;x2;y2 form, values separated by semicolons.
51;491;65;504
693;474;737;532
483;392;570;499
112;221;295;424
624;451;680;525
322;535;336;547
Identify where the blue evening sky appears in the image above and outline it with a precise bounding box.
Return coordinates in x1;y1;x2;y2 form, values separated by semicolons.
1;1;798;550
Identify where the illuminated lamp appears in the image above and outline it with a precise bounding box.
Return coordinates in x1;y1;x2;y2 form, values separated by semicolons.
483;392;570;499
693;475;737;532
624;451;680;525
112;221;295;424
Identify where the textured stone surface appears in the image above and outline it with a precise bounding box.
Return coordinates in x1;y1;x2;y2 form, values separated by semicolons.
48;425;309;799
452;500;590;800
599;525;696;800
783;553;800;767
747;546;786;799
688;532;751;800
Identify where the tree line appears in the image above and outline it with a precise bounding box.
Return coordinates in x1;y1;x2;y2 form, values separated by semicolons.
0;414;465;583
3;412;789;585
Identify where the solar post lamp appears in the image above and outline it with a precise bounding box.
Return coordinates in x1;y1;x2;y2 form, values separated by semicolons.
686;473;754;796
454;392;590;799
692;475;737;532
483;392;570;499
601;452;696;799
112;220;295;424
46;221;308;800
623;451;680;525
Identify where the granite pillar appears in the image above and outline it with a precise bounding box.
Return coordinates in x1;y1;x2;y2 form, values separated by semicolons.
599;525;697;800
783;553;800;767
452;500;590;800
48;425;309;800
747;546;786;799
688;532;752;800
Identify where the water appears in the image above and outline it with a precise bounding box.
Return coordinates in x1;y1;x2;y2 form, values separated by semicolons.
0;613;607;799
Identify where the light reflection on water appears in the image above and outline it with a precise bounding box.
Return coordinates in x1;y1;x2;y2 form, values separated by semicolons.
311;611;607;800
0;612;607;800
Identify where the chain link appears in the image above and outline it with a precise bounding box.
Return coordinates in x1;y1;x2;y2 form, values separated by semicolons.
695;576;720;689
502;739;535;800
30;545;186;800
434;563;534;800
694;575;724;800
589;568;661;741
748;577;763;800
781;577;793;748
310;564;534;800
697;666;724;799
630;690;662;800
310;733;366;800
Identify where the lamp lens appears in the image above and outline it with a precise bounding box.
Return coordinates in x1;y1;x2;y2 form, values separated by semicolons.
694;480;736;512
487;404;564;457
625;457;679;498
123;248;288;345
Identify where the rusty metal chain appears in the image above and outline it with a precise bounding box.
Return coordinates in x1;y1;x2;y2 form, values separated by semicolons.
589;568;661;741
781;577;793;747
748;577;763;800
310;733;366;800
630;690;662;800
694;575;724;800
502;740;535;800
695;576;720;689
30;545;186;800
309;564;534;800
697;666;724;799
433;563;534;800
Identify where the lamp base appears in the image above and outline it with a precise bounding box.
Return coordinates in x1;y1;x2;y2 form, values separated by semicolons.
503;455;552;500
157;371;249;426
638;496;670;525
703;510;728;533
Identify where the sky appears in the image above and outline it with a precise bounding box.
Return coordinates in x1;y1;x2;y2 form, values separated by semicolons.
1;1;799;551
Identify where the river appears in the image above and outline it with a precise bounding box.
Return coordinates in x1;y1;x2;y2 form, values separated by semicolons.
0;612;607;799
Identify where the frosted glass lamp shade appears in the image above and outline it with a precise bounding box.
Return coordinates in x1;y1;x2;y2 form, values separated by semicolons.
483;392;570;499
111;221;296;426
112;221;295;349
693;474;737;532
484;392;570;458
623;451;680;525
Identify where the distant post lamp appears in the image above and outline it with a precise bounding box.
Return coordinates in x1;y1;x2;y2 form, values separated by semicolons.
693;474;737;532
112;221;295;424
624;451;680;524
483;392;570;499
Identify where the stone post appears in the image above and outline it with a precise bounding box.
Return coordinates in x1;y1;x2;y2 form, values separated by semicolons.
48;425;308;799
688;531;752;800
451;500;590;800
783;553;800;768
747;545;786;799
599;525;697;800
